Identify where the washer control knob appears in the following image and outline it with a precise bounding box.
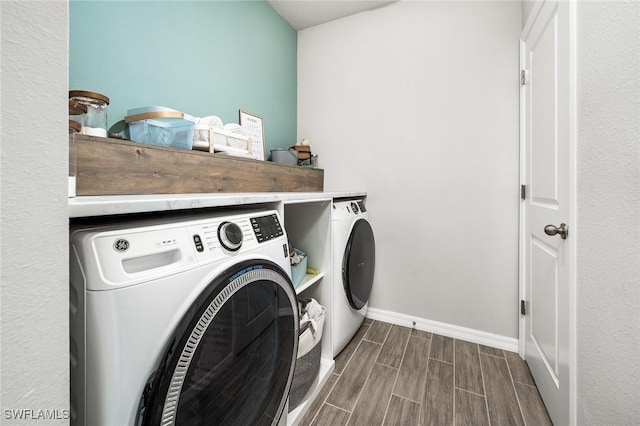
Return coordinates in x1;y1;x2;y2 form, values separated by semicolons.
218;222;243;251
351;202;360;214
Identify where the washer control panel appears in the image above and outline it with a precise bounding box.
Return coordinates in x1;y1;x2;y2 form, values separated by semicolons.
189;219;253;256
250;213;284;243
78;210;288;288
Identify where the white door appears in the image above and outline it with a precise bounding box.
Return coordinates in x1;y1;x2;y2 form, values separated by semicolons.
520;1;574;425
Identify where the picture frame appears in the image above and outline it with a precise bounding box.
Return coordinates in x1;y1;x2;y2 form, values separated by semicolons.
239;110;266;161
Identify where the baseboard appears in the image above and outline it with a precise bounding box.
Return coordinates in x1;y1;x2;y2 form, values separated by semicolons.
366;307;519;353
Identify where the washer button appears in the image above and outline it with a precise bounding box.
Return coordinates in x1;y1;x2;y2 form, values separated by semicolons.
193;234;204;252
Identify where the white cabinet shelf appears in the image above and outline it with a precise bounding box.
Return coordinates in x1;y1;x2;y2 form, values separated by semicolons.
283;200;334;426
69;192;365;218
295;272;325;295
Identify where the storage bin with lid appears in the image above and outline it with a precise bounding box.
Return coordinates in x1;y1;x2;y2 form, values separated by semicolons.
125;106;196;150
69;90;109;137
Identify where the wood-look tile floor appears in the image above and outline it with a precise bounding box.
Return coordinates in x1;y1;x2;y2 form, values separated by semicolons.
299;319;553;426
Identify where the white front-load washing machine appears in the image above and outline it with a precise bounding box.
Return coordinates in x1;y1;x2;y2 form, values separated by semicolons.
331;199;376;357
69;209;298;426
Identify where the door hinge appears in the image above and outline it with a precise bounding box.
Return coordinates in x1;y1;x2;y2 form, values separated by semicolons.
521;300;526;315
521;184;526;200
520;69;528;86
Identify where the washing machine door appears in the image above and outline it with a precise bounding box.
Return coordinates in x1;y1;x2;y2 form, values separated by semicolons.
139;260;298;426
342;218;376;310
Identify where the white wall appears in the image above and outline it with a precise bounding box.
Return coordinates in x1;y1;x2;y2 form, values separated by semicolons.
299;1;522;339
522;0;536;28
576;1;640;423
0;1;70;423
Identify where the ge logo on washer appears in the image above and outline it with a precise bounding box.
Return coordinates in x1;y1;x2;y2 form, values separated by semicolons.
113;238;130;252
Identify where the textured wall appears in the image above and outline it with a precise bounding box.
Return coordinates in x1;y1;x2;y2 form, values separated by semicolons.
70;1;298;151
0;1;70;423
576;1;640;424
298;1;522;338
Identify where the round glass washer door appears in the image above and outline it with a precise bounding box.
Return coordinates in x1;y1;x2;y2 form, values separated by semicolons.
342;218;376;310
139;260;298;426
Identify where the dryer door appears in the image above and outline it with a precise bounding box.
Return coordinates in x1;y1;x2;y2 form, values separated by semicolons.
140;260;298;426
342;218;376;310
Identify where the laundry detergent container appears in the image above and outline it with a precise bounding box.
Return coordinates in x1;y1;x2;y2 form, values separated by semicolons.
126;106;195;150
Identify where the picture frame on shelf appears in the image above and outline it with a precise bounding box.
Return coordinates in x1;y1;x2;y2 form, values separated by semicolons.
239;110;266;161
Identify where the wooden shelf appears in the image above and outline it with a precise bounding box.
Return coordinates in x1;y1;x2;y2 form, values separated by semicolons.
70;134;324;196
295;272;325;294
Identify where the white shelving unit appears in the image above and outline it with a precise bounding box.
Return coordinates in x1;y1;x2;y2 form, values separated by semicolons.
68;192;365;218
283;199;335;426
295;272;324;295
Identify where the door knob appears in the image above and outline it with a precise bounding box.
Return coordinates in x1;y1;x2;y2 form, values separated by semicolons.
544;223;568;239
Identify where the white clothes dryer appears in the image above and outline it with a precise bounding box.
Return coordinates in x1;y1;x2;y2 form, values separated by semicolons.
331;199;376;358
69;209;298;426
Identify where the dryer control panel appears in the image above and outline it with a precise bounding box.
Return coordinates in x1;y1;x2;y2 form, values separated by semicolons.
332;199;367;220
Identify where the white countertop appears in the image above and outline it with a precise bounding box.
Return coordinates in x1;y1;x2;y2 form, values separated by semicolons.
69;191;366;218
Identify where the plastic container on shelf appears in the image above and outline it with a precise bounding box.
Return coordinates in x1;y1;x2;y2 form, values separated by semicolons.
69;90;109;137
290;248;308;288
125;106;196;150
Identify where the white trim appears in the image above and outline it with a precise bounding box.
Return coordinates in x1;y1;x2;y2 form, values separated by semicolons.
568;1;578;424
366;307;519;353
518;37;527;358
521;0;545;40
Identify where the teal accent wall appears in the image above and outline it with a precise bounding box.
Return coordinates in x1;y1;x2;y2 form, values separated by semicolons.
70;0;297;152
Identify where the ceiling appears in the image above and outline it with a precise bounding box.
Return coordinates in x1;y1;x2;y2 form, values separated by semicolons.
267;0;397;31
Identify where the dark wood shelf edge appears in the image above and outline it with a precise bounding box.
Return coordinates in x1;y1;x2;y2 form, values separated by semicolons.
70;134;324;196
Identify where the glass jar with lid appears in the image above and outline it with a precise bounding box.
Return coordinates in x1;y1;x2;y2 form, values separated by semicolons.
69;90;110;137
68;120;80;197
69;100;87;132
68;119;81;135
